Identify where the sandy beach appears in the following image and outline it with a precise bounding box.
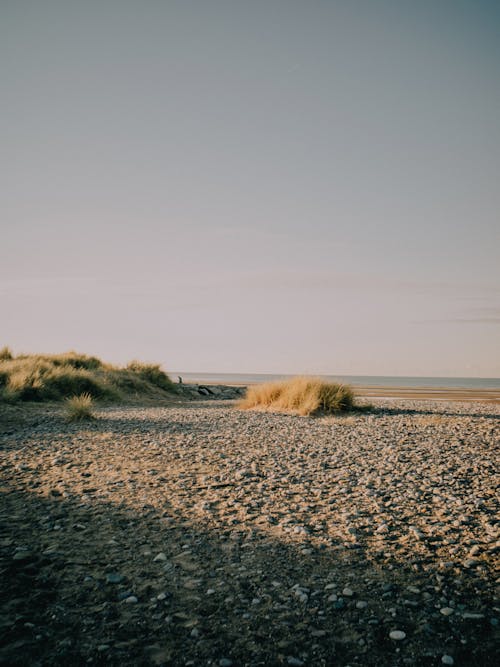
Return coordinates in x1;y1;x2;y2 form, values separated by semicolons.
354;386;500;404
0;396;498;666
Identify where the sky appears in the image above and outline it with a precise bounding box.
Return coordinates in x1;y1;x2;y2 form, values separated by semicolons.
1;0;499;377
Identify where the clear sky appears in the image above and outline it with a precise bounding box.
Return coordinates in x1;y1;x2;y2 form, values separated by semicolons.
2;1;499;377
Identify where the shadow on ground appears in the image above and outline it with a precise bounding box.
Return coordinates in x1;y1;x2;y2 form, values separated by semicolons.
0;480;496;667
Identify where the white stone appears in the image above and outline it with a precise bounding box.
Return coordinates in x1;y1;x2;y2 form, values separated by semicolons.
153;552;167;562
440;607;454;616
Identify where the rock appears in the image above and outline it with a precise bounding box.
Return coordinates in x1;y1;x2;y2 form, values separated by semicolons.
441;656;454;665
462;612;485;619
117;590;134;601
342;587;354;596
106;573;124;584
356;601;368;609
153;552;168;562
287;658;304;666
125;596;138;604
219;660;233;667
389;630;406;640
440;607;454;616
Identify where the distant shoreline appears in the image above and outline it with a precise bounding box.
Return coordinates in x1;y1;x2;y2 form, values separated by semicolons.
174;373;500;403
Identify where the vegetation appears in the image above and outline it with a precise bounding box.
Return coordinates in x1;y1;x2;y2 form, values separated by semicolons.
239;376;358;416
0;346;13;361
126;361;174;391
65;393;95;422
0;349;175;404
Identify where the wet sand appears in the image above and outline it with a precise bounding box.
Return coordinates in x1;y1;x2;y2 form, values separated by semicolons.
354;386;500;404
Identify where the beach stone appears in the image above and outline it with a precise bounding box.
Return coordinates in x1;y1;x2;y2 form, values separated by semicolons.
1;395;497;666
106;573;124;584
389;630;406;640
153;552;168;562
440;607;454;616
441;656;454;665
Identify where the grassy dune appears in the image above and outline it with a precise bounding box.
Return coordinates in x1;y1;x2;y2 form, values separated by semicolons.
239;376;359;416
0;348;175;404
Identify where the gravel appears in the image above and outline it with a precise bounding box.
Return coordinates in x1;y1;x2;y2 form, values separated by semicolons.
0;397;498;665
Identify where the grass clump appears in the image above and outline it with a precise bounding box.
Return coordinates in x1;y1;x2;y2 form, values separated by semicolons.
0;349;175;405
0;346;13;361
126;361;174;391
240;376;356;416
65;393;95;421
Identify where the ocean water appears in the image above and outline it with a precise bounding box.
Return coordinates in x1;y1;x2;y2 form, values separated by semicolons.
174;372;500;390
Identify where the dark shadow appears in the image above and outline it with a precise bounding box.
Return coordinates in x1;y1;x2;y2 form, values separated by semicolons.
1;480;496;666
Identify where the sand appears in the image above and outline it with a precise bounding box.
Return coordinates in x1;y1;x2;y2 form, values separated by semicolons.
0;396;498;666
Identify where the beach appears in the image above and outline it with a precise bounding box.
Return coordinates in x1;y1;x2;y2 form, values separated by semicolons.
0;396;498;665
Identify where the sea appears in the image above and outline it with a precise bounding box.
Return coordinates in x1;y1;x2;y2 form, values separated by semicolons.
173;373;500;390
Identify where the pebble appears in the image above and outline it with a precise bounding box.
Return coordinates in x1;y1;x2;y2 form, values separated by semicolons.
2;398;497;666
376;523;389;534
441;656;454;665
440;607;454;616
153;552;167;562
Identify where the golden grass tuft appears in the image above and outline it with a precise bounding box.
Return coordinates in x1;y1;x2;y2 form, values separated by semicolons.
239;376;356;416
0;350;175;404
0;346;13;361
65;393;95;422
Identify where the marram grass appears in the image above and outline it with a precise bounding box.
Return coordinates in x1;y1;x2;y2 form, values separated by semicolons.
65;393;95;422
0;349;175;404
239;376;356;416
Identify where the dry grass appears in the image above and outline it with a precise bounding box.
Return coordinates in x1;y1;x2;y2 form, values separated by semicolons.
0;350;175;404
239;376;357;416
65;393;95;421
0;346;13;361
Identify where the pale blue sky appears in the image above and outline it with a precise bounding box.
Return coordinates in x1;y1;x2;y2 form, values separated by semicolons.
1;1;499;376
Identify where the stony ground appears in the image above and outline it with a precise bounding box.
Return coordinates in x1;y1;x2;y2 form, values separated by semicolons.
0;398;498;666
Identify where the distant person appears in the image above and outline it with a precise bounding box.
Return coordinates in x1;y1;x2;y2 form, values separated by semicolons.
178;376;183;384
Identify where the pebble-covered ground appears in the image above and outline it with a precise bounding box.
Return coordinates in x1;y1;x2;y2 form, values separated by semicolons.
0;399;498;666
